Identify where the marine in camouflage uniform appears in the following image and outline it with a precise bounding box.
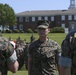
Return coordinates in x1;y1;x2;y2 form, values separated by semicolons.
0;36;18;75
28;20;61;75
59;30;76;75
15;45;25;70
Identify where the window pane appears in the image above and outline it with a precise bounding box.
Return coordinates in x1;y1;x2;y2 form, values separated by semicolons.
32;17;35;21
44;16;48;20
61;23;65;28
68;15;72;20
13;25;17;30
51;16;54;21
19;24;23;30
61;15;65;20
74;15;76;20
38;17;41;20
25;17;29;22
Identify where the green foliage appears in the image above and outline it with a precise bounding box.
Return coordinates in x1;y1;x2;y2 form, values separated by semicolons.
13;29;19;33
0;3;16;30
4;4;16;26
3;33;66;75
27;29;33;33
5;29;12;33
2;33;66;45
50;27;65;33
8;71;28;75
0;4;6;25
34;29;38;33
20;30;24;33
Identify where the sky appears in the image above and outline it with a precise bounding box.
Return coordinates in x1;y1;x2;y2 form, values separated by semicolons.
0;0;70;14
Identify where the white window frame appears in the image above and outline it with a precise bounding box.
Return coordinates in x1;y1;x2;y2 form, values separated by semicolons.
61;23;65;29
72;0;74;4
61;15;65;20
51;16;54;21
68;15;72;20
13;25;17;30
44;16;48;20
25;17;29;22
19;24;23;30
38;16;41;20
32;17;35;22
74;15;76;20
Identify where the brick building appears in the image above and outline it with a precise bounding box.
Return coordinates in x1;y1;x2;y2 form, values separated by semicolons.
14;0;76;32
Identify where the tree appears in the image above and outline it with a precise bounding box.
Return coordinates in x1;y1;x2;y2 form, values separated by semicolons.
0;3;16;31
0;4;6;26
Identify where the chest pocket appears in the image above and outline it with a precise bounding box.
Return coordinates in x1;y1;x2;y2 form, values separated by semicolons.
40;46;56;58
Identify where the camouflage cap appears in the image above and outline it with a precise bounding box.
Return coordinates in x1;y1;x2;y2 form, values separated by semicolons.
37;20;50;29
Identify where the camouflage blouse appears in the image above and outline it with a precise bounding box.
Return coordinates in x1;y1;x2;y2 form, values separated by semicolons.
28;38;61;75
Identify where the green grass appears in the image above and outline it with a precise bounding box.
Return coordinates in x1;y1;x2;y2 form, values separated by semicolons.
8;71;28;75
2;33;67;45
2;33;67;75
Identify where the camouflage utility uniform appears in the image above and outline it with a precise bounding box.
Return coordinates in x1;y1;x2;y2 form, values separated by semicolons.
59;30;76;75
28;38;61;75
0;37;17;75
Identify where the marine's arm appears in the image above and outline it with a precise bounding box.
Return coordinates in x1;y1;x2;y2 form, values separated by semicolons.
27;43;33;75
4;42;19;73
7;50;19;73
55;43;61;75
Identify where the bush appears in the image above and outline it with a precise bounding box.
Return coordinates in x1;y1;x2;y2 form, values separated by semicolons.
5;30;12;33
34;29;38;33
13;29;20;33
20;30;24;33
27;29;33;33
50;27;64;33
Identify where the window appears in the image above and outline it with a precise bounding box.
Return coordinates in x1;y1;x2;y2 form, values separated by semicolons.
51;16;54;21
38;16;41;20
19;24;23;30
19;17;23;22
68;15;72;20
72;0;74;4
44;16;48;20
13;25;17;30
61;23;65;28
25;17;29;22
74;15;76;20
61;15;65;20
32;17;35;21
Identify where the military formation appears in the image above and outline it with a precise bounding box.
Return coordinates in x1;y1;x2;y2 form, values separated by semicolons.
0;20;76;75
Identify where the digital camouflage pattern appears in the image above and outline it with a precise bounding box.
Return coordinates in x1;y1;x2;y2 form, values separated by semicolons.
28;38;61;75
0;37;14;75
61;30;76;75
15;41;29;70
15;46;25;70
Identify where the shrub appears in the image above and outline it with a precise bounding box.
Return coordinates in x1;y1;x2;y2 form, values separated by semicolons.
34;29;38;33
50;27;64;33
13;29;20;33
20;30;24;33
5;29;12;33
27;29;33;33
